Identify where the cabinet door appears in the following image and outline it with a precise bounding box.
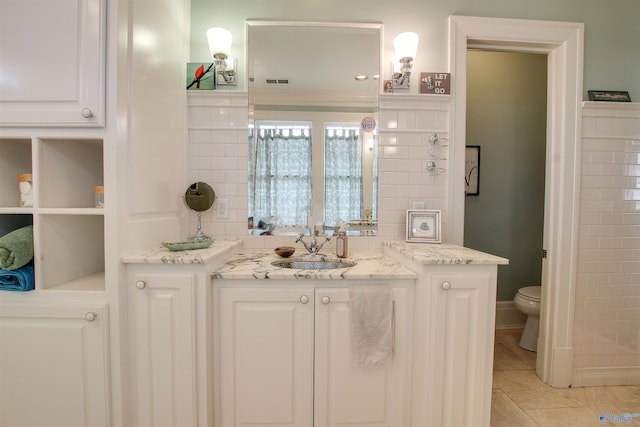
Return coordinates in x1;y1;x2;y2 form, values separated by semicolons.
130;273;197;427
314;287;411;427
0;303;110;427
430;272;497;427
0;0;105;126
219;287;314;427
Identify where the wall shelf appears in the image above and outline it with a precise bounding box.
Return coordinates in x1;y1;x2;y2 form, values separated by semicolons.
0;137;105;293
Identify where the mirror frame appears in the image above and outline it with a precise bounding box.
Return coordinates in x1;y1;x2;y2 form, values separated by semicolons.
245;20;384;237
184;182;215;212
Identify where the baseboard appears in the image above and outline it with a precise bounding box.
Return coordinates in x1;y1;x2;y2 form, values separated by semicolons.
495;301;526;329
572;366;640;387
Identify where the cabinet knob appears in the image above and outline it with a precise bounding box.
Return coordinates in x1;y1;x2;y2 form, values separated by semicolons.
85;312;97;322
300;295;309;304
441;281;452;290
136;280;146;290
81;108;94;118
321;296;331;305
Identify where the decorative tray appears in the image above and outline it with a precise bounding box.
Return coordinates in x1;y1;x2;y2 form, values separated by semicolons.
161;238;214;251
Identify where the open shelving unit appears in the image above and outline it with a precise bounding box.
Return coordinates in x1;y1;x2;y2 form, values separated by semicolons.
0;137;105;292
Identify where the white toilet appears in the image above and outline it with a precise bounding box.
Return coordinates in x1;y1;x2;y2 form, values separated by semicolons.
513;286;541;352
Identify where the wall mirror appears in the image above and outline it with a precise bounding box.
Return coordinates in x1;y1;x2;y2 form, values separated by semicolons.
247;21;382;236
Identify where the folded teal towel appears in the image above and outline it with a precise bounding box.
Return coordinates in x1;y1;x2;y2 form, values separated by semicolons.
0;263;35;292
0;225;34;270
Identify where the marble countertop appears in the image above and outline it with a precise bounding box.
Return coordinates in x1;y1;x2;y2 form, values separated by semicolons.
384;241;509;265
121;240;241;264
211;250;418;280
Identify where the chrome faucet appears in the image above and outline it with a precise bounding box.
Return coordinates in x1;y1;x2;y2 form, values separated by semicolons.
296;233;331;257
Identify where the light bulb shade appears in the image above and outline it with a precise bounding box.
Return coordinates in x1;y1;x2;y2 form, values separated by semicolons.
207;27;232;58
394;32;419;62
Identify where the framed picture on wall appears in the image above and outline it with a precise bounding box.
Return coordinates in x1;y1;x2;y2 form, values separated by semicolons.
587;90;631;102
186;63;216;90
465;146;480;196
406;210;441;243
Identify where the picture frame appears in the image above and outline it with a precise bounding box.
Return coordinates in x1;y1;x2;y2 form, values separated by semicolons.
419;72;451;95
406;209;441;243
186;63;216;90
587;90;631;102
465;145;480;196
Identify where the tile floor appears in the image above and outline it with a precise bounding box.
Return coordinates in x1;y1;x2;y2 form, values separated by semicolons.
491;329;640;426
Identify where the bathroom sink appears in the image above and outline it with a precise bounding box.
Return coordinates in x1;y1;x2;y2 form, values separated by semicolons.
271;258;357;270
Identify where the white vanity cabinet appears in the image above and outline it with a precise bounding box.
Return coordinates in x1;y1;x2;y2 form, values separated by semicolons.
0;302;110;427
314;287;412;427
218;287;314;427
427;270;497;427
215;283;413;427
124;242;240;427
128;272;199;427
0;0;105;126
384;241;507;427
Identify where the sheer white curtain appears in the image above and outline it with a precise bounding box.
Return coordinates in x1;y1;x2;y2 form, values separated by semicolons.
324;128;363;226
248;126;312;228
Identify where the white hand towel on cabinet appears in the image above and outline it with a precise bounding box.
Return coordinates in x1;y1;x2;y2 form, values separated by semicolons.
348;283;393;366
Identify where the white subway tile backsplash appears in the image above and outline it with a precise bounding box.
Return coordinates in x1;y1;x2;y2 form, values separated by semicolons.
188;107;211;126
397;110;417;129
189;129;213;143
189;156;213;170
187;92;449;243
382;145;409;159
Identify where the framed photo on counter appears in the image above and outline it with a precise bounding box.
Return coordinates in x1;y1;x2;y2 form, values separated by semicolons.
406;209;441;243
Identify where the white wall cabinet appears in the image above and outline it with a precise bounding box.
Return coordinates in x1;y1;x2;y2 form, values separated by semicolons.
217;284;412;427
0;0;105;126
0;303;110;427
0;0;190;425
128;272;198;427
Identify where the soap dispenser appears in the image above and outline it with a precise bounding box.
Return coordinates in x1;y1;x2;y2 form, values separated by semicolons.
336;227;348;258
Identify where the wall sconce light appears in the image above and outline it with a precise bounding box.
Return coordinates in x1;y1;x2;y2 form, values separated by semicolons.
207;27;236;86
392;32;419;89
367;138;374;151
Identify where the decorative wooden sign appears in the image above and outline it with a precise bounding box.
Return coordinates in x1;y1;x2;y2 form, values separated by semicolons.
419;72;450;95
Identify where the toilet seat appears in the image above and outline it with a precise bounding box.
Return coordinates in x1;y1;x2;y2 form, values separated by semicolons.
517;286;541;302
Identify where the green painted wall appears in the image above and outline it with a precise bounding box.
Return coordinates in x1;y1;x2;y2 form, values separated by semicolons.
190;0;640;100
464;50;547;301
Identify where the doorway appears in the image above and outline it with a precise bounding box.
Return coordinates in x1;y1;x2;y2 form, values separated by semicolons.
464;50;547;308
448;16;584;388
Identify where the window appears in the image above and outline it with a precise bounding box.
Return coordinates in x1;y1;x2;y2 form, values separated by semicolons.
324;126;363;226
248;123;312;230
248;118;377;234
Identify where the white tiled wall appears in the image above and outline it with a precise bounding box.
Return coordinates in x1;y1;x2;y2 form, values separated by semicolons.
187;91;450;249
573;101;640;386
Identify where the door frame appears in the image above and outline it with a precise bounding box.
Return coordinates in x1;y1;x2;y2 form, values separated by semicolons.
448;15;584;387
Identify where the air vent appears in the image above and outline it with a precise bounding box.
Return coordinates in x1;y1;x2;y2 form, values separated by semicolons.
266;79;289;85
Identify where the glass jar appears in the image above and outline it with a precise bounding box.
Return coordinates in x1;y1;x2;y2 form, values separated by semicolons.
17;173;33;207
94;185;104;208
